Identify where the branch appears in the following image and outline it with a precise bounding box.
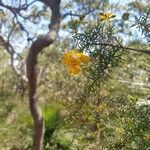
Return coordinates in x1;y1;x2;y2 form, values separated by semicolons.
0;35;28;82
122;46;150;55
0;0;37;14
95;43;150;55
62;6;97;19
0;1;35;41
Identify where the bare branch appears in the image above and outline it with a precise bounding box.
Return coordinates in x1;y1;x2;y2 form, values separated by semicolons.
0;0;37;13
94;43;150;55
0;35;27;81
0;35;22;59
0;1;36;41
62;5;98;19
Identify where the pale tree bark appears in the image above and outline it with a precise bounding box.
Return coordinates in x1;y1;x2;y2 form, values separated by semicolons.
26;0;61;149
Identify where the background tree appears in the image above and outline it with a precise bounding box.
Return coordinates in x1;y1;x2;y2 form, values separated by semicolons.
0;0;149;150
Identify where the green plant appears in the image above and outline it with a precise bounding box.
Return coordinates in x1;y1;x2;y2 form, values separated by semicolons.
43;104;62;149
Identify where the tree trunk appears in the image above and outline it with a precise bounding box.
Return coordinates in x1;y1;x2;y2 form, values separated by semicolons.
26;41;45;150
26;0;61;149
29;93;44;150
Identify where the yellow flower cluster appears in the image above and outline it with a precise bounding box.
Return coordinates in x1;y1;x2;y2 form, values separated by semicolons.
63;51;90;74
99;12;116;21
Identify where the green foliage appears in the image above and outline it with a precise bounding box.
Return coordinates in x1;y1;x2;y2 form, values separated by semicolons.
66;93;150;149
44;104;61;130
122;12;130;21
106;102;150;150
43;103;65;149
68;16;124;107
0;96;33;149
64;6;150;149
0;0;149;149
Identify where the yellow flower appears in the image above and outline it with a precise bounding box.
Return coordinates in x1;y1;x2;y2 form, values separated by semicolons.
63;51;90;75
76;53;91;63
63;51;81;66
99;12;116;21
69;65;81;74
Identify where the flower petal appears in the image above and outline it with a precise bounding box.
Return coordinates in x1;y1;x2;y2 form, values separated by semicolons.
69;65;81;74
79;55;91;63
99;12;116;21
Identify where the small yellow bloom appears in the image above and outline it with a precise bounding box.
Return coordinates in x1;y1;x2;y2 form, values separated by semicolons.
63;51;90;75
63;51;81;66
76;53;91;63
99;12;116;21
69;65;81;74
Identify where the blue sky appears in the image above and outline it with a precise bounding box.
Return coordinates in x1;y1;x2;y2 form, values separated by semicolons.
109;0;133;4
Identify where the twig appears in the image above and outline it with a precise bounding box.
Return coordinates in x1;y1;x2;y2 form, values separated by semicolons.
0;35;27;82
95;43;150;55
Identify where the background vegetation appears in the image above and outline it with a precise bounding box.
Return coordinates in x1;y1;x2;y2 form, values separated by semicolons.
0;0;149;149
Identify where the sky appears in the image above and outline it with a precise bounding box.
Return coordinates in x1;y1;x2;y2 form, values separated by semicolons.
109;0;133;4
